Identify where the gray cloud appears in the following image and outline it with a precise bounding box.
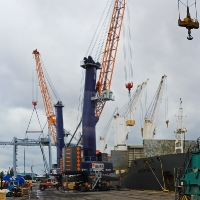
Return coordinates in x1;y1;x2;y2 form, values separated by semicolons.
0;0;199;174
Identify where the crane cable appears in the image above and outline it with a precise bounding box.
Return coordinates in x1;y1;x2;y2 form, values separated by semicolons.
76;68;85;139
140;84;148;135
146;161;164;190
195;0;198;20
85;0;112;58
178;0;198;20
123;0;133;83
41;58;60;102
145;79;163;120
32;55;38;105
76;0;114;141
25;106;43;138
164;77;169;125
100;108;117;139
94;0;114;60
127;2;133;82
95;0;115;62
123;0;134;120
140;100;144;136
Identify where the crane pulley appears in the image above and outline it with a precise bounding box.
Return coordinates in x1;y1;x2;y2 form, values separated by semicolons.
178;0;199;40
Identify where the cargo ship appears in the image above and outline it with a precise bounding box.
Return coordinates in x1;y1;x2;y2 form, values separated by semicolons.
109;101;196;191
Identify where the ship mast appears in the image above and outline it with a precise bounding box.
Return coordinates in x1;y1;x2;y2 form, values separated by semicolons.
175;98;187;153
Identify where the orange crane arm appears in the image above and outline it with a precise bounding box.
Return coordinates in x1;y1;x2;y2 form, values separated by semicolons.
32;49;57;144
96;0;126;118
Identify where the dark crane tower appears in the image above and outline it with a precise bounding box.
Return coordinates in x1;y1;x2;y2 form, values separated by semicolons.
81;0;126;161
81;59;101;161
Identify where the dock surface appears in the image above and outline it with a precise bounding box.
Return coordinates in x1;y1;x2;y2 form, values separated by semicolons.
8;183;175;199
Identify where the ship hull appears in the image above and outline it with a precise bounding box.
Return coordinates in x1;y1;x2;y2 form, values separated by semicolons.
120;153;187;191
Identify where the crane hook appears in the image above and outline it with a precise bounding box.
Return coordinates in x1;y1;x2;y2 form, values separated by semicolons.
187;29;193;40
125;82;133;94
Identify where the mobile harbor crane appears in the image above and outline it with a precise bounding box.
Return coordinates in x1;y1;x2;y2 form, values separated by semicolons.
33;0;127;192
49;0;127;191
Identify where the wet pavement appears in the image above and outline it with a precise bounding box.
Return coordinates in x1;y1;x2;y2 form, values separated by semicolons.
7;183;175;200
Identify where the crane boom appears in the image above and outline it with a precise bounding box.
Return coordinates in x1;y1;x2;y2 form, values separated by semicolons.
143;75;167;139
32;49;57;144
95;0;126;118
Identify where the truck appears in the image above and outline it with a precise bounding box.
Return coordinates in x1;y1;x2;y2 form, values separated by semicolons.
39;177;58;191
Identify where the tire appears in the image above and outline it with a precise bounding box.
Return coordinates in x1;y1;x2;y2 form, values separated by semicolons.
40;186;46;191
103;186;107;191
80;185;86;192
6;192;11;197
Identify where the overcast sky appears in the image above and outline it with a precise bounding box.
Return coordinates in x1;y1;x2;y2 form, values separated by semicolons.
0;0;199;175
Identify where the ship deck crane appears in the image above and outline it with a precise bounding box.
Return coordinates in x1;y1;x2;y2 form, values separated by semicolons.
142;75;168;140
100;79;148;153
